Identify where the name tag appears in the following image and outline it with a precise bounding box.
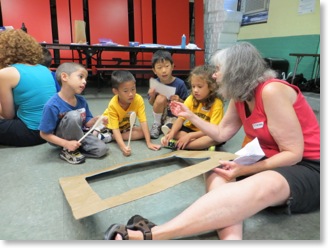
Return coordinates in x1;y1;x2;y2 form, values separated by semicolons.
252;122;264;129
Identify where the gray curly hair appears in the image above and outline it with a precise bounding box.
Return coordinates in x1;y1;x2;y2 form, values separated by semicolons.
210;42;277;101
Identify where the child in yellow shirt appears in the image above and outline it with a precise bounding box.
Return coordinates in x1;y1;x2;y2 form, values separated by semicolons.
101;70;161;156
161;65;224;150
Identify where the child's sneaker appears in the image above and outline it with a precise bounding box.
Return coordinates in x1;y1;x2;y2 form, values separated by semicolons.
161;125;170;136
60;149;86;164
98;129;112;143
206;142;226;151
150;123;162;139
163;139;177;150
208;146;216;151
162;116;177;126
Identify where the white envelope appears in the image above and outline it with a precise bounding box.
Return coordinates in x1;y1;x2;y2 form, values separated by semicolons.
233;137;265;165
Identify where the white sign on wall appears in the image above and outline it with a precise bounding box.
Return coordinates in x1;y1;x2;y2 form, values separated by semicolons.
298;0;316;15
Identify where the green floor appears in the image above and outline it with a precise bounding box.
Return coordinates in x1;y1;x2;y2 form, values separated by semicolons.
0;85;320;240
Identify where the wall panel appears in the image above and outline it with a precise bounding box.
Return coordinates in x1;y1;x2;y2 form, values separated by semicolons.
69;0;85;63
0;0;52;42
53;0;84;64
156;0;190;70
0;0;205;72
88;0;129;65
194;0;205;66
55;0;74;63
241;35;320;80
56;0;73;43
133;0;142;43
133;0;153;66
70;0;84;41
136;0;153;44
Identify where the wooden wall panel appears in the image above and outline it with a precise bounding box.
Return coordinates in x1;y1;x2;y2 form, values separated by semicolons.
133;0;142;43
54;0;84;64
0;0;205;71
0;0;52;42
70;0;84;40
69;0;85;63
56;0;84;44
133;0;153;66
88;0;129;65
194;0;205;66
134;0;153;44
56;0;73;43
156;0;190;70
55;0;75;63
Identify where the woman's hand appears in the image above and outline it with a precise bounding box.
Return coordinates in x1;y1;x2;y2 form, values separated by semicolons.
212;160;244;181
170;101;192;119
169;94;180;102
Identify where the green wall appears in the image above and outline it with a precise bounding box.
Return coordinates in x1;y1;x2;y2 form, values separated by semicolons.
240;35;320;80
237;0;320;80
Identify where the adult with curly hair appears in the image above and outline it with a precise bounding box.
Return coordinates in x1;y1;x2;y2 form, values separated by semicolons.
104;42;320;240
0;29;56;146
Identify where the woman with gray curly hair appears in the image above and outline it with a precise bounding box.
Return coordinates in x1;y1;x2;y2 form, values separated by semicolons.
104;42;320;240
0;29;56;146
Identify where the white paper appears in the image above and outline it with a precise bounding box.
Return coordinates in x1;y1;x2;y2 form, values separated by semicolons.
298;0;316;14
149;78;176;99
233;137;265;165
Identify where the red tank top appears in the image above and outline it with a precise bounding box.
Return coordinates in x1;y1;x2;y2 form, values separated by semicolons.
235;79;320;159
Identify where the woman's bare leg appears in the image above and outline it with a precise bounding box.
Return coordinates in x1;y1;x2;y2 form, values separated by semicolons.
205;171;243;240
117;170;290;240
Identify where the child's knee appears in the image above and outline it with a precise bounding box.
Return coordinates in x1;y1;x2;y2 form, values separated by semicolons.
96;143;110;157
62;110;83;127
154;94;168;105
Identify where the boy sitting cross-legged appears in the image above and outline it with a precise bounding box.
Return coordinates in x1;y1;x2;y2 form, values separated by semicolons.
39;62;109;164
100;70;161;157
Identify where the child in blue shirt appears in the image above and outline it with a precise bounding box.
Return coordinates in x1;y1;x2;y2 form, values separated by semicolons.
39;62;109;164
148;50;189;139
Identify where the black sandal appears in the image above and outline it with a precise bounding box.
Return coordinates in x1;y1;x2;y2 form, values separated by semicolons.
126;215;156;240
104;224;129;240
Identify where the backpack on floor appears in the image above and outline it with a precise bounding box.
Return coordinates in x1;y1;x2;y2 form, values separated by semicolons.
307;78;320;93
286;73;309;91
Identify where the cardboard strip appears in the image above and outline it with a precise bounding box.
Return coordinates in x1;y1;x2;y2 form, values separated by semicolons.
59;150;237;220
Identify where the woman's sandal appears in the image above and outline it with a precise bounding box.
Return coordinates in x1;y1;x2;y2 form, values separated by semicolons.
104;223;129;240
126;214;157;240
103;215;156;240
